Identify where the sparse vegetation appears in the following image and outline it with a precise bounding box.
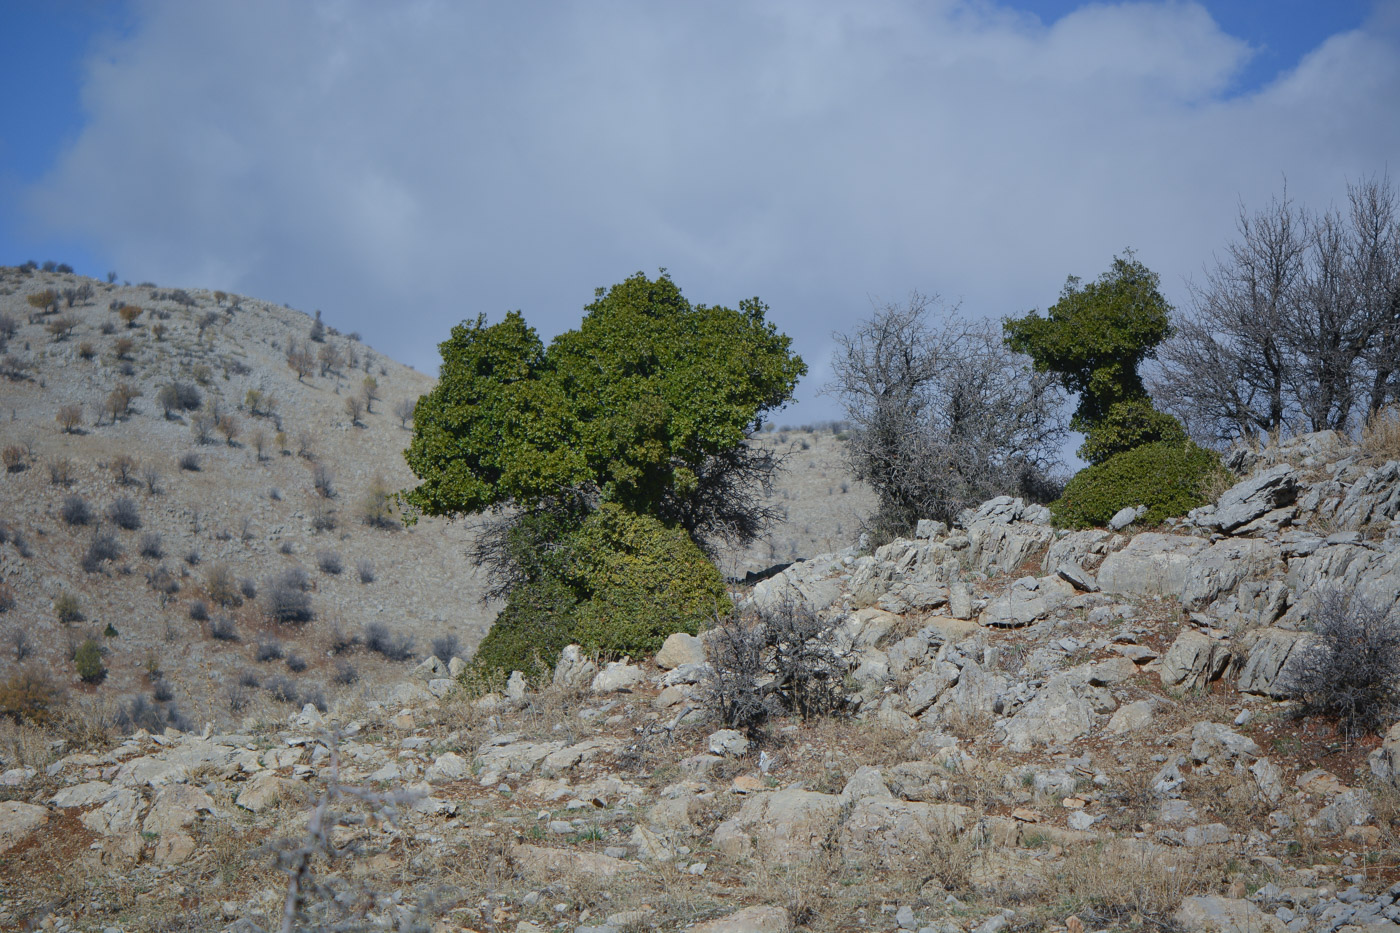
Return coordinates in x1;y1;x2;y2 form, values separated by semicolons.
178;451;201;471
48;457;75;486
107;496;142;530
61;494;92;526
1286;588;1400;739
139;532;164;559
208;616;238;641
1051;441;1226;528
266;568;314;624
75;638;106;683
316;550;343;574
356;558;374;584
206;564;243;607
56;404;82;432
364;622;414;662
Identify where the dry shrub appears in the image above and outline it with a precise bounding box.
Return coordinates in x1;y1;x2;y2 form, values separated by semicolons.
206;563;242;608
0;668;66;725
1285;586;1400;738
1363;405;1400;461
1051;839;1230;928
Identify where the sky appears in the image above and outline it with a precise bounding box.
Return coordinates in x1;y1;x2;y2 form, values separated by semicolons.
2;0;1396;427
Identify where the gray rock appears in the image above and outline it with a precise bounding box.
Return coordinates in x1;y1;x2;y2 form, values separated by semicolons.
1175;895;1287;932
554;645;599;690
1108;505;1146;531
1369;720;1400;784
425;752;469;783
505;671;528;701
1056;563;1099;592
655;632;706;669
1190;722;1262;764
708;729;750;757
1237;629;1313;697
1001;675;1096;752
0;801;48;855
949;582;974;620
591;662;645;694
904;662;960;716
1310;789;1375;834
1107;699;1158;734
1200;464;1300;534
689;906;792;933
979;574;1075;627
1180;538;1284;611
1160;630;1231;691
1098;534;1209;599
712;789;844;861
1335;460;1400;529
915;519;947;539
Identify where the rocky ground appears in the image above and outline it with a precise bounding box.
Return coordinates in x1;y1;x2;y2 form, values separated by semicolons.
5;429;1400;931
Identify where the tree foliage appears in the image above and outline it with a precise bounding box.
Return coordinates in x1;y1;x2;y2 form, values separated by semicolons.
405;271;804;550
1050;441;1226;529
829;294;1066;536
1005;253;1181;463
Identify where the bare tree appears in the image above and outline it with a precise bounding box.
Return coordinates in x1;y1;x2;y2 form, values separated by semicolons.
828;294;1067;536
1158;175;1400;444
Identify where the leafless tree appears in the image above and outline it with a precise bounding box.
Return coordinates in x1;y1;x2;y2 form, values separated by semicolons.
828;294;1067;535
1158;175;1400;444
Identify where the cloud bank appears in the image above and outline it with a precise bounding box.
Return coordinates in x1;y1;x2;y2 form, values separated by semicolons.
25;0;1400;420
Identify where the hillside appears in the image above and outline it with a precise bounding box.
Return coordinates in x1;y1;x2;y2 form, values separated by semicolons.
0;268;875;733
3;429;1400;931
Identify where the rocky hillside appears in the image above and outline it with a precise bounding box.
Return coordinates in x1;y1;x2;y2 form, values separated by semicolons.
4;429;1400;931
0;267;875;734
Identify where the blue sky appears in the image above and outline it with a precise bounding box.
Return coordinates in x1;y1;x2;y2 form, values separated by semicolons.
1;0;1395;424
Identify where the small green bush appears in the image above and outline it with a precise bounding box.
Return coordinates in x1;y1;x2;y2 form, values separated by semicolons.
470;504;731;678
75;638;106;683
1051;441;1226;529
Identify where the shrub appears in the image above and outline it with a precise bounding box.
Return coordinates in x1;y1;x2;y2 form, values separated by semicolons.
56;404;83;433
142;466;162;495
310;506;337;532
256;640;284;662
110;454;138;486
208;616;238;641
147;566;178;598
206;564;242;607
178;451;201;471
332;659;358;685
1051;442;1227;529
0;584;13;613
328;624;358;655
265;674;298;703
107;496;141;530
2;445;24;472
356;558;374;584
152;678;174;702
0;669;65;724
84;532;121;572
238;670;261;688
139;532;163;558
115;695;190;734
77;341;95;360
184;549;200;566
113;336;135;359
239;577;257;600
431;634;460;661
702;617;771;737
312;464;335;499
364;622;414;662
285;653;307;673
189;600;209;621
266;569;313;623
358;474;398;528
48;457;75;486
75;638;106;683
1285;588;1400;738
61;494;92;526
316;550;342;574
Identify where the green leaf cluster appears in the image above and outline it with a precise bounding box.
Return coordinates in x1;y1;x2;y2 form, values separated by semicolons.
404;271;805;523
75;637;105;683
1004;253;1181;463
470;503;731;677
1051;441;1226;529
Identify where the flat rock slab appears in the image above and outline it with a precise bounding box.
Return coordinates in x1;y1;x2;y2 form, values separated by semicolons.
691;906;792;933
0;801;48;855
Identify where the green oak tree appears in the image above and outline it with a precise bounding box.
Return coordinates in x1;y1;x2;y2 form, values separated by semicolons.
1004;252;1182;463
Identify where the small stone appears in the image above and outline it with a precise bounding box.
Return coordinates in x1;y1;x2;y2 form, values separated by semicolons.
709;729;750;757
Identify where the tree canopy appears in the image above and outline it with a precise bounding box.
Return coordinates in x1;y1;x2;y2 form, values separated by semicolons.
1004;253;1180;463
404;271;805;548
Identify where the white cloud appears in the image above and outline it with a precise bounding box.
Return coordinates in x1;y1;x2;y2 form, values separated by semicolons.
25;0;1400;421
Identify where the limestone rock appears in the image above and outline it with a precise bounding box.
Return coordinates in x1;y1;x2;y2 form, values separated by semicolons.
1001;675;1095;752
1189;722;1261;764
655;632;706;669
708;730;750;757
236;772;293;812
0;801;48;855
1108;505;1146;531
1237;628;1313;697
904;662;960;716
511;843;634;877
838;796;970;864
1107;699;1158;734
591;661;644;693
1098;534;1208;599
425;752;469;784
979;575;1074;627
1160;631;1231;691
712;789;843;861
1174;895;1286;932
554;645;599;690
1197;464;1299;534
690;906;791;933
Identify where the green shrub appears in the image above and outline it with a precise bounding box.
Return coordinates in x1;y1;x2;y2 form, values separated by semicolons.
1078;398;1188;465
470;504;731;678
75;638;106;683
569;504;731;657
1051;441;1226;529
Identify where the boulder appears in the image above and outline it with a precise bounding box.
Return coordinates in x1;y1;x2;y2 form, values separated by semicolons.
1334;460;1400;529
0;801;47;855
511;843;634;878
1189;722;1261;764
655;632;706;669
712;789;844;861
1369;720;1400;783
690;906;792;933
553;645;598;690
505;671;528;701
708;730;751;757
1160;631;1230;691
1098;534;1209;599
1196;464;1299;534
235;772;294;812
1043;529;1117;573
425;752;469;784
1236;628;1313;697
1174;896;1286;932
838;796;970;865
1180;539;1284;611
591;661;645;693
1107;699;1158;734
979;575;1075;627
1001;675;1096;752
904;662;960;716
1108;505;1146;531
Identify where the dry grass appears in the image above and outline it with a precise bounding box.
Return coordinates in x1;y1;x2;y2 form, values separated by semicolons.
1363;405;1400;462
1046;839;1234;929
